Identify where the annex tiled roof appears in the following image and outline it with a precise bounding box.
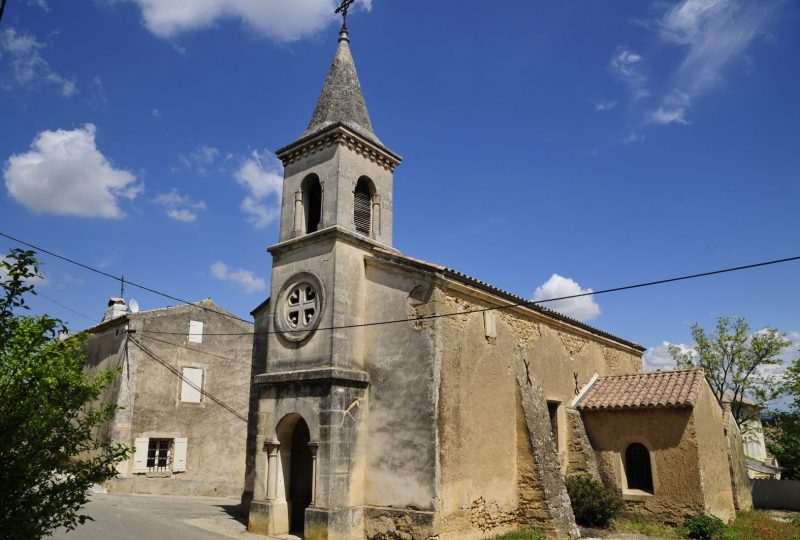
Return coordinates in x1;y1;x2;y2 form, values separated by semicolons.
575;369;706;411
371;248;644;351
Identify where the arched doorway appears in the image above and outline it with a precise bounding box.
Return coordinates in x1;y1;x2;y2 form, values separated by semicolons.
289;419;312;534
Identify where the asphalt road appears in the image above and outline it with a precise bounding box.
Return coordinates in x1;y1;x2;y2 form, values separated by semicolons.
47;492;282;540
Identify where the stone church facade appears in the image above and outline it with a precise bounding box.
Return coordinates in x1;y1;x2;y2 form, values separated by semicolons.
243;26;750;540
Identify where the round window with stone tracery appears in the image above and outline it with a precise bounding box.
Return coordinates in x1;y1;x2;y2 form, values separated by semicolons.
285;283;319;330
275;272;325;342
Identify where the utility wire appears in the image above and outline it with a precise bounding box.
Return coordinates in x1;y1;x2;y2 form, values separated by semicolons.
0;231;253;326
4;231;799;337
135;254;800;337
127;336;247;422
36;292;99;324
136;332;261;367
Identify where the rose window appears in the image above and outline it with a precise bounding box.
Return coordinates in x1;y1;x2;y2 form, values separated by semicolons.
286;284;319;330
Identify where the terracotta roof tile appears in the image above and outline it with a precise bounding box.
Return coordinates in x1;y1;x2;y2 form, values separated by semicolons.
575;369;706;411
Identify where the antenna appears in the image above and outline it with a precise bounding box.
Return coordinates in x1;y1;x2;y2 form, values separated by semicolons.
129;298;140;314
120;274;125;299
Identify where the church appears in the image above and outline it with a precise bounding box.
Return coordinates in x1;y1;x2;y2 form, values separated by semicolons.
241;18;752;540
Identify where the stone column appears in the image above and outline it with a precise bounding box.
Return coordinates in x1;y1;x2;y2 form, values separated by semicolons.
309;441;319;507
265;440;280;501
371;195;381;238
319;181;325;229
293;191;303;235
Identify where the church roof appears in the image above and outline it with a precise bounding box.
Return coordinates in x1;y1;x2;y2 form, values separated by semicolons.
575;369;706;411
300;30;381;146
371;247;645;352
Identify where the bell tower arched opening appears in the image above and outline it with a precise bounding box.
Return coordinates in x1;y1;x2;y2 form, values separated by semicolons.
302;174;323;234
354;176;376;236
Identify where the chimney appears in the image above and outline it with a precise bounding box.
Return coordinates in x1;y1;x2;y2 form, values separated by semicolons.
102;297;128;322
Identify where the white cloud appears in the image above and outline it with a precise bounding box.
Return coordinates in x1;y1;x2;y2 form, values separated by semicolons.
152;108;161;117
126;0;372;42
0;28;76;96
643;341;694;372
210;261;267;294
647;0;777;126
533;274;601;322
648;107;688;125
234;150;283;228
593;99;617;112
177;145;220;175
622;133;646;144
4;124;141;219
88;76;107;109
153;188;206;222
27;0;49;10
610;47;649;100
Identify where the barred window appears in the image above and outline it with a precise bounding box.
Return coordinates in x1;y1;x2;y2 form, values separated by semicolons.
624;443;653;492
147;438;173;472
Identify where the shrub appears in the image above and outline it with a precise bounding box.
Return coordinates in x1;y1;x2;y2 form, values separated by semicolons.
680;515;726;540
565;475;623;528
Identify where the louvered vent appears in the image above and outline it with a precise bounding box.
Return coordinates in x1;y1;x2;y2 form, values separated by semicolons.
354;189;371;235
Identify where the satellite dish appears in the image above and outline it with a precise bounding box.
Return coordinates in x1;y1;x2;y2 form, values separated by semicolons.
129;299;140;313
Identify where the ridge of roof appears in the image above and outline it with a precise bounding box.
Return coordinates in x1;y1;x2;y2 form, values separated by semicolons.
576;368;707;411
371;247;644;352
79;299;252;335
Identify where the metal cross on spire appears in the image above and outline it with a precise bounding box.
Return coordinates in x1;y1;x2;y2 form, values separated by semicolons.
335;0;356;31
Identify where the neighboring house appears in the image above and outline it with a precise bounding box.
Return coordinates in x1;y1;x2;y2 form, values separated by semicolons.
575;370;753;523
241;25;753;540
721;394;782;480
82;297;256;497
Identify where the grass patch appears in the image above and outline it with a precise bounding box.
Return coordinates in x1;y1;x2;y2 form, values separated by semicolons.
493;528;544;540
724;510;800;540
613;518;681;538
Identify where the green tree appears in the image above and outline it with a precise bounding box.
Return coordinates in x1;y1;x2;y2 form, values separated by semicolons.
668;317;790;425
0;249;129;539
767;358;800;479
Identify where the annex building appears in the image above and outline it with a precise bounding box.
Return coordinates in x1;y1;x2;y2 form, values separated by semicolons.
242;24;752;540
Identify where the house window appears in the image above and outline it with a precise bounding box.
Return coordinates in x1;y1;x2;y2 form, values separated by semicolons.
133;437;188;474
147;438;173;471
354;178;373;235
624;443;654;492
180;367;204;403
188;320;203;344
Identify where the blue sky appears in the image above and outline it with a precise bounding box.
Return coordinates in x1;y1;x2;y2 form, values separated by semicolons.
1;0;799;373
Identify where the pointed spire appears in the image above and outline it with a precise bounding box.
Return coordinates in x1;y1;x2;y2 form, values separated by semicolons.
301;29;381;145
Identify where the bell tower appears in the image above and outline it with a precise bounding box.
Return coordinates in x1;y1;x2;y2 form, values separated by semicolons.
248;22;402;540
275;28;401;246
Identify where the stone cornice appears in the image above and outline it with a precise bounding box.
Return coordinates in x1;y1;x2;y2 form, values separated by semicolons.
275;123;402;172
268;225;400;257
255;367;370;388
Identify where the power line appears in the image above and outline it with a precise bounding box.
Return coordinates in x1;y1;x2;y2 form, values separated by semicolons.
127;336;247;422
133;253;800;337
36;292;99;324
0;231;253;326
136;331;261;367
4;230;799;338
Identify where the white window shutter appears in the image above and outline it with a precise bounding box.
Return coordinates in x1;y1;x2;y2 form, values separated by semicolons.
180;367;203;403
188;320;203;343
173;438;188;472
132;438;149;473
